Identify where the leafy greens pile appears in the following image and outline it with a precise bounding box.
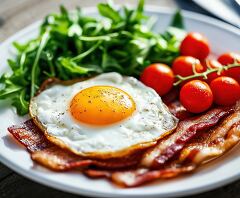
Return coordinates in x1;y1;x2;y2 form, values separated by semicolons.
0;0;185;115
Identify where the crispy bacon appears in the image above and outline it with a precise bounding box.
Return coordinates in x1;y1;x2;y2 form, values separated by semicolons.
179;108;240;164
85;161;197;187
8;120;143;171
8;100;240;188
111;164;195;187
85;103;240;187
85;163;195;187
140;107;233;168
162;88;179;105
167;100;192;120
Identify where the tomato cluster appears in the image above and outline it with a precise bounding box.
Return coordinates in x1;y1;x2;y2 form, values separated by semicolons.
140;32;240;114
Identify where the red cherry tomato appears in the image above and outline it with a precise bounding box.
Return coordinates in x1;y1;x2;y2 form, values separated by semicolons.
202;59;224;83
172;56;204;76
172;56;204;85
218;53;240;83
210;76;240;106
180;32;210;60
218;52;240;65
180;80;213;113
140;63;174;96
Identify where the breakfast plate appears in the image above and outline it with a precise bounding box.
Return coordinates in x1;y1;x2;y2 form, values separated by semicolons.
0;5;240;198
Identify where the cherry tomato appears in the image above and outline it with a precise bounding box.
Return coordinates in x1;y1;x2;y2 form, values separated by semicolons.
218;52;240;65
172;56;204;85
180;80;213;113
202;59;224;83
218;53;240;83
180;32;210;60
140;63;174;96
210;76;240;106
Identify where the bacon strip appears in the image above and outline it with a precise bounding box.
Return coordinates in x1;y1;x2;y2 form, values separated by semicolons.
111;164;195;187
85;104;240;187
8;120;143;171
179;109;240;164
85;163;196;187
162;88;179;105
167;100;192;120
140;107;233;168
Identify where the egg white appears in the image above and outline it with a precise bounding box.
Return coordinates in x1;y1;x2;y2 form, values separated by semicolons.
30;72;178;158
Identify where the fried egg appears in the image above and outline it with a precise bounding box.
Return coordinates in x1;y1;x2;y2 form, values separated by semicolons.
30;72;178;159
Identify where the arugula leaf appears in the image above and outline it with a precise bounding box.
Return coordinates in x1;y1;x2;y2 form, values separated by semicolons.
11;90;29;115
58;57;92;75
130;0;146;22
71;41;102;62
101;49;123;72
30;30;50;97
0;83;22;99
98;3;122;23
166;27;186;41
170;10;185;29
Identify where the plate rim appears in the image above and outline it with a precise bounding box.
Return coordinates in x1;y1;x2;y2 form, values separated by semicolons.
192;0;240;27
0;5;240;198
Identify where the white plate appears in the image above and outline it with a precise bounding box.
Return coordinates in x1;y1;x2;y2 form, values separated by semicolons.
0;6;240;198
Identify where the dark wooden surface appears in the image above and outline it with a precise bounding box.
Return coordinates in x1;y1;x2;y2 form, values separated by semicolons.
0;0;240;197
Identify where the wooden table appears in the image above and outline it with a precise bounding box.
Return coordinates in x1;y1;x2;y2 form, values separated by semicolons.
0;0;239;197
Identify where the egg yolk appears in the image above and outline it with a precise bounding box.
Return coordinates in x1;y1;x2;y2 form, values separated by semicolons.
70;86;136;126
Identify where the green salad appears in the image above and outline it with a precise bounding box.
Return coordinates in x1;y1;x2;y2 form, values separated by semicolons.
0;0;185;115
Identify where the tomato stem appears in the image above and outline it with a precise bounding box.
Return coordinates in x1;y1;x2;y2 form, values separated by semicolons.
174;63;240;86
